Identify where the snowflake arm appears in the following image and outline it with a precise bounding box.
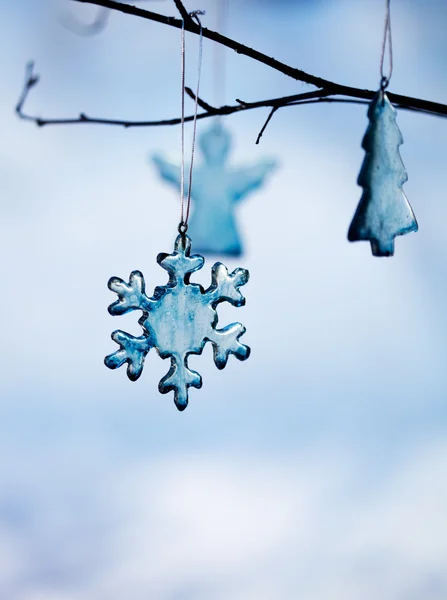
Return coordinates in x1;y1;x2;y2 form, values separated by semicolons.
107;270;154;315
207;323;250;369
231;159;277;202
206;263;249;307
159;354;202;411
205;263;250;369
105;330;153;381
157;235;204;284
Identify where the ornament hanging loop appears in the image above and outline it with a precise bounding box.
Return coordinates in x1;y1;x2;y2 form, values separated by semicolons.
178;222;188;235
380;75;390;92
379;0;393;90
189;9;205;25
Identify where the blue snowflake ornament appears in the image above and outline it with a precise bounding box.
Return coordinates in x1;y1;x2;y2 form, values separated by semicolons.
348;90;418;257
104;234;250;410
152;122;277;256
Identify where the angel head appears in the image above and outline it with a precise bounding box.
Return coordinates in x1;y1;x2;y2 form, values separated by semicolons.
199;122;232;165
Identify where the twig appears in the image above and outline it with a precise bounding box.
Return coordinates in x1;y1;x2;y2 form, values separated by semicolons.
15;61;447;133
184;87;218;113
256;107;278;144
15;62;40;123
236;89;331;111
173;0;194;25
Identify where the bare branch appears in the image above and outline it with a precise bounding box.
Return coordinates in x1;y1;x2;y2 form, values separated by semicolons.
15;62;41;123
69;0;334;88
68;0;447;119
172;0;194;25
184;87;218;113
236;89;331;111
15;61;447;133
256;107;278;145
15;1;447;133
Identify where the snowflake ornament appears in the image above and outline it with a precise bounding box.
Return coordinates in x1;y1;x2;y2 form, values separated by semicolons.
152;122;277;256
104;234;250;410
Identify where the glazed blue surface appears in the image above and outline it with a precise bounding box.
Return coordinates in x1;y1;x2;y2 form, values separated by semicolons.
348;91;418;257
152;122;277;256
105;234;250;410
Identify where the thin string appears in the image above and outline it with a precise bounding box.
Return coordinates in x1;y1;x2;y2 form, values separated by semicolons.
179;12;204;234
379;0;393;90
213;0;229;108
180;19;186;230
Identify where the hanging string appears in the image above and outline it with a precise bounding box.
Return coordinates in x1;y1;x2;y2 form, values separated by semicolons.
179;11;205;235
379;0;393;90
179;18;186;232
213;0;229;108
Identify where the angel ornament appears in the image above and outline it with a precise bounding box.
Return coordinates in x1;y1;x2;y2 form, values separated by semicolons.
153;122;277;256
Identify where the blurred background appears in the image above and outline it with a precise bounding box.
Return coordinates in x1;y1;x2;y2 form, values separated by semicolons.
1;0;446;598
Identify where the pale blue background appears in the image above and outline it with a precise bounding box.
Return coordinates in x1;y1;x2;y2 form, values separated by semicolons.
0;1;446;599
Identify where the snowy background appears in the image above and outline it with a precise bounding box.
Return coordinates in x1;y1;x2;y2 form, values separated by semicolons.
0;0;447;599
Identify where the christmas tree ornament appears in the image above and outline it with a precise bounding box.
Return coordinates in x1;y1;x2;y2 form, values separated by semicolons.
152;122;276;256
105;12;250;410
348;0;418;256
347;91;418;256
152;0;276;257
